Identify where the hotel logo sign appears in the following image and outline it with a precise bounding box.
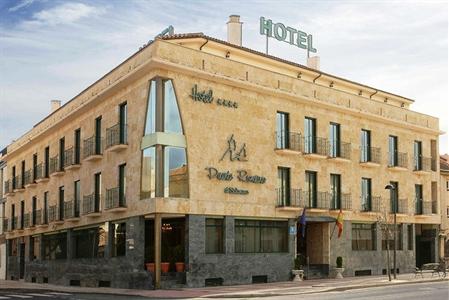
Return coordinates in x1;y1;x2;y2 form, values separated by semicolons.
206;135;266;195
190;84;238;109
260;16;317;53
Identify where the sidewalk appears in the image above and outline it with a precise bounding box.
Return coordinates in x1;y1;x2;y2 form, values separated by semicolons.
0;273;447;299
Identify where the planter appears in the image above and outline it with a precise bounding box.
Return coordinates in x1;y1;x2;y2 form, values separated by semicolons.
335;267;345;279
145;263;155;273
175;262;185;272
291;269;304;281
161;262;170;273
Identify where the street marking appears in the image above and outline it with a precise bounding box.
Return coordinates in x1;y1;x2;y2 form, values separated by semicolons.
26;293;55;297
0;297;11;299
47;292;72;295
5;295;32;299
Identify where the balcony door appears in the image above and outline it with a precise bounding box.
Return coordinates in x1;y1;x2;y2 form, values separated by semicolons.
330;174;341;209
360;129;371;162
305;171;317;208
304;117;316;154
276;112;289;149
361;178;372;211
329;123;340;158
388;135;398;166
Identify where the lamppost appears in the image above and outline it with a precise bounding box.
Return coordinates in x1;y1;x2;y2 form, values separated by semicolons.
385;184;397;280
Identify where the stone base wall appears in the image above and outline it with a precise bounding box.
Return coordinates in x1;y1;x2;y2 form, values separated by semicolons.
186;215;295;287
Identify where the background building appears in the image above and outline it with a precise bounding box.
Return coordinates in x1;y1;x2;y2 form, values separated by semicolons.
1;16;442;288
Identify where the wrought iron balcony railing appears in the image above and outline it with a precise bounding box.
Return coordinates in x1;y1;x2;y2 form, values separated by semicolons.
360;146;381;164
304;136;329;156
275;131;302;152
63;147;81;167
24;169;34;186
14;175;24;190
328;141;351;160
48;205;57;223
35;163;48;180
83;136;103;159
415;199;432;215
413;156;432;172
49;156;62;174
275;188;302;207
105;187;126;209
388;151;408;168
106;123;127;149
64;200;80;219
33;209;42;226
23;213;30;228
83;193;101;215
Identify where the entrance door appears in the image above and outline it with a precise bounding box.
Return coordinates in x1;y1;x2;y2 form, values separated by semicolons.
19;243;25;279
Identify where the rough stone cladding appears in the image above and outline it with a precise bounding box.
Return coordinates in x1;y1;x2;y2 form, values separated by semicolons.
3;38;441;242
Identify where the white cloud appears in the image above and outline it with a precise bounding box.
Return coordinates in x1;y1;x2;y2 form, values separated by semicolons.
8;0;36;12
23;2;105;27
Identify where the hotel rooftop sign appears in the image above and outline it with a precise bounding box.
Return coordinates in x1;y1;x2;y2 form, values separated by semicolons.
260;16;317;55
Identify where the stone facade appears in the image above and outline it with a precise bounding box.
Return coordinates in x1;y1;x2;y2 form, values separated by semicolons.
1;33;443;288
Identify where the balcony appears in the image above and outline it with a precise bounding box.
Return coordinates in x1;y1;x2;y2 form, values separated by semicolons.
415;199;432;215
396;198;409;214
360;196;382;213
11;216;17;231
35;163;49;183
13;175;25;193
275;131;303;153
48;205;64;225
83;193;101;216
83;136;103;162
64;200;80;221
49;156;64;177
301;191;352;210
105;187;127;212
38;209;48;228
413;156;432;174
33;209;42;226
4;180;14;196
105;124;128;152
328;141;351;162
359;146;381;167
387;151;408;171
63;147;81;171
275;188;302;208
303;136;329;159
3;218;10;232
24;169;37;188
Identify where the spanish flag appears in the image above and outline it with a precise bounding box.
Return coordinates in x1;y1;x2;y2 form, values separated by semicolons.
336;209;343;238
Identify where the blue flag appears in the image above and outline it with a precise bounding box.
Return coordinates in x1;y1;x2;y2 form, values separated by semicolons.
299;207;307;238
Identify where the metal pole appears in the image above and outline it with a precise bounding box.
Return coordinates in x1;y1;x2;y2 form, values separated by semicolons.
393;191;397;279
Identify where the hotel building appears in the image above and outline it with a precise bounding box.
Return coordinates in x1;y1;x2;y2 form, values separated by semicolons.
1;16;443;289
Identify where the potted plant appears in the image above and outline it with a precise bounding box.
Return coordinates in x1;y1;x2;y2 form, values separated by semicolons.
161;246;171;273
291;256;304;281
145;244;155;273
173;245;185;272
335;256;344;279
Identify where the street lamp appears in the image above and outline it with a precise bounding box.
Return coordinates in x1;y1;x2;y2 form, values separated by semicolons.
385;184;397;280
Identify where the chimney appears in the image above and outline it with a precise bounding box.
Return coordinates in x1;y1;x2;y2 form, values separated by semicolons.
227;15;242;46
307;56;320;70
51;100;61;113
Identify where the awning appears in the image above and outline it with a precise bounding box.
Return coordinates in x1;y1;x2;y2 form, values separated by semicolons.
305;216;336;223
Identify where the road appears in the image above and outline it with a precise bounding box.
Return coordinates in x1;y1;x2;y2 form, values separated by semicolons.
265;281;449;300
0;290;148;300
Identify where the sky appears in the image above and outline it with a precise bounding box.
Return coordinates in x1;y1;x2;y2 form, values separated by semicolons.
0;0;448;153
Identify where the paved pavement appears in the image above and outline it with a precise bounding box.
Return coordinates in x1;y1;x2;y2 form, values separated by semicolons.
0;273;447;299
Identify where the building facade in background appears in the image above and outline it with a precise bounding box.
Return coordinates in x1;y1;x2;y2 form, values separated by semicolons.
440;155;449;260
1;17;443;289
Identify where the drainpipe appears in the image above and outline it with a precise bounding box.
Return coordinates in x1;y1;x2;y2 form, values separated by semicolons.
312;73;322;83
199;39;209;51
369;90;378;99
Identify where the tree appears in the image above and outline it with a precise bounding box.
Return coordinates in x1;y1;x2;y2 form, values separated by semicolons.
377;200;395;281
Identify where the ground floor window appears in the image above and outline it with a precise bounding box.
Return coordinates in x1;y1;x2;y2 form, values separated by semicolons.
43;232;67;260
73;225;107;258
30;235;40;260
8;238;17;256
382;224;403;251
407;224;413;250
112;222;126;257
206;218;224;254
235;219;288;253
352;223;376;250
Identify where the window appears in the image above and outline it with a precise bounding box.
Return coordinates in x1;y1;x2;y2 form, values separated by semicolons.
329;123;340;157
407;224;413;251
415;184;423;214
112;222;126;257
164;147;188;198
277;167;290;206
414;141;422;170
144;80;156;135
11;204;15;230
44;146;50;177
382;224;403;251
235;220;288;253
12;166;16;189
360;129;371;162
206;218;224;254
352;223;376;250
74;181;80;217
388;135;398;166
304;117;316;154
74;129;81;164
8;239;18;256
95;116;102;155
389;181;398;213
164;80;183;134
276;112;289;149
30;235;40;260
32;154;38;182
73;225;107;258
59;137;65;171
94;173;102;212
119;102;127;144
43;191;49;224
305;171;317;208
119;164;126;206
32;196;37;226
21;160;25;186
43;232;67;260
141;147;155;199
330;174;341;209
58;186;64;221
361;178;372;211
20;201;24;229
